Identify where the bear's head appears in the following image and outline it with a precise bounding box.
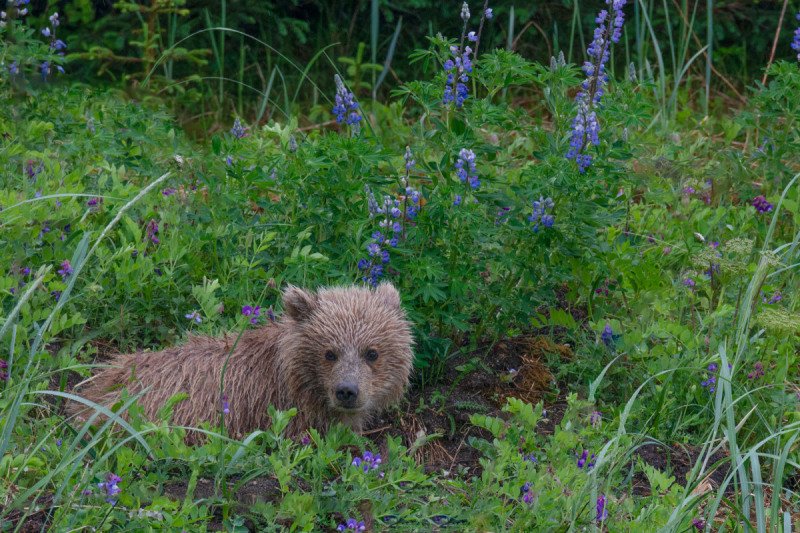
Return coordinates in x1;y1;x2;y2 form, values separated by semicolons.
280;283;413;423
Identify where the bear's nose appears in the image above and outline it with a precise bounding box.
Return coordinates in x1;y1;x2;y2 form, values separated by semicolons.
335;383;359;406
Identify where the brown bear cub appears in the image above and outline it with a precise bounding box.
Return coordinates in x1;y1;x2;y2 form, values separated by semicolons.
69;283;414;440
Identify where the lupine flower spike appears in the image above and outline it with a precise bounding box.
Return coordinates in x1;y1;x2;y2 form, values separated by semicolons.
566;0;627;172
332;74;361;134
792;13;800;62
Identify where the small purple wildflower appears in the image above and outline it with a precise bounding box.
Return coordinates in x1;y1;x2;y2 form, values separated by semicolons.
267;307;276;322
692;518;705;530
577;449;596;470
596;494;608;522
792;12;800;61
51;290;62;301
683;278;696;289
747;361;765;380
225;155;233;166
301;434;311;446
751;195;773;213
700;363;717;393
767;291;782;304
57;260;73;280
56;438;62;447
81;488;92;496
97;473;122;504
221;394;230;415
453;194;462;206
589;411;602;428
185;311;202;324
485;7;493;19
146;220;159;245
0;359;8;381
230;118;248;139
162;188;177;197
520;481;534;504
521;452;538;463
528;196;555;232
601;323;614;347
337;518;366;532
242;305;261;325
351;450;382;473
87;197;100;208
332;74;361;132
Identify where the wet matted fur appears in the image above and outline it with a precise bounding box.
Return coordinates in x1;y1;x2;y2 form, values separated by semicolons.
68;283;414;441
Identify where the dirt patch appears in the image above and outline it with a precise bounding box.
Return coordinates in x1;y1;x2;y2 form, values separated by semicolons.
364;335;572;475
630;442;730;496
162;475;286;506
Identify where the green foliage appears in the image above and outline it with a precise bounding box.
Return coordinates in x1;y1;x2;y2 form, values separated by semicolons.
1;6;800;531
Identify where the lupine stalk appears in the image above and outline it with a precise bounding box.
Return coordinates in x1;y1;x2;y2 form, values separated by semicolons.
566;0;626;172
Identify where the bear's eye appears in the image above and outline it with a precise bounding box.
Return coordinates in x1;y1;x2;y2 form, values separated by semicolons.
364;349;379;362
325;350;338;362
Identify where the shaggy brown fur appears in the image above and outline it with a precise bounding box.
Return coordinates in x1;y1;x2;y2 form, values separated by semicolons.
69;283;414;440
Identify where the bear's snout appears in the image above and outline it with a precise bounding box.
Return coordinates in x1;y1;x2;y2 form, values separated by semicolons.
335;382;360;408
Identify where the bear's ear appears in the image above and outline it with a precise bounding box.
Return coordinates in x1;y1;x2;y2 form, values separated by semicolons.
374;282;401;310
282;286;317;321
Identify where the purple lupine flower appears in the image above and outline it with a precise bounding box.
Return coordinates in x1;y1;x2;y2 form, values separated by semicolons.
792;13;800;61
146;220;159;244
230;118;248;139
81;488;92;496
185;311;202;324
565;0;627;172
520;482;534;504
443;44;473;108
56;438;62;447
221;394;230;415
51;290;62;301
752;195;773;213
337;518;366;532
87;197;100;207
57;260;73;280
683;278;696;289
589;411;602;428
97;473;122;504
485;7;493;19
225;155;233;166
300;434;311;446
8;61;19;75
0;359;8;381
747;361;765;380
529;196;555;232
162;188;177;196
267;307;276;322
453;194;462;206
455;148;479;189
577;449;596;469
596;494;608;522
692;518;705;530
332;74;361;132
404;145;415;171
